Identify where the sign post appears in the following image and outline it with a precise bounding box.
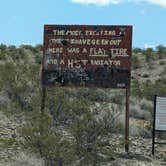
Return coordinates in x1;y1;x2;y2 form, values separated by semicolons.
125;87;130;152
42;24;132;152
152;95;166;155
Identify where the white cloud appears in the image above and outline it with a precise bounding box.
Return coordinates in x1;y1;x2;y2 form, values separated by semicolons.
71;0;166;8
71;0;121;6
146;0;166;8
129;0;166;8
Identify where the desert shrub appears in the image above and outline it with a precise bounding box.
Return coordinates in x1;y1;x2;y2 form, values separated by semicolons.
144;48;154;62
133;48;143;54
130;98;153;137
0;55;41;114
161;66;166;76
130;103;151;120
156;45;166;59
142;79;166;100
0;90;10;108
0;138;20;149
131;126;151;138
131;78;166;101
34;53;42;64
148;61;156;70
156;132;166;140
6;152;44;166
0;44;7;60
20;96;119;165
132;55;142;69
20;112;76;165
140;99;153;111
3;44;166;164
140;128;151;138
130;105;147;120
109;90;125;105
101;104;124;133
46;87;71;125
142;73;149;78
130;124;140;136
130;105;141;119
131;80;143;98
71;111;107;165
0;44;7;51
20;45;39;54
159;60;165;65
41;87;126;164
75;88;110;103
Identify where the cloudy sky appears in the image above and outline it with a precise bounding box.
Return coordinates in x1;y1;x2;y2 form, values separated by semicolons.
0;0;165;48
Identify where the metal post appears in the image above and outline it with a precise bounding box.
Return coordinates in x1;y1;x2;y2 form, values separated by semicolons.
41;69;46;113
41;85;46;113
59;157;63;166
125;88;130;152
152;95;157;155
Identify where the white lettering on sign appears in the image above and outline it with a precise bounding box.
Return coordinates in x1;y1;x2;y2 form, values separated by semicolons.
67;48;80;54
48;48;63;54
44;25;132;72
70;39;121;46
46;59;65;65
82;48;88;54
85;30;116;36
49;39;122;46
67;59;121;68
67;59;89;68
109;40;121;46
110;48;128;57
89;48;106;56
52;30;117;36
53;30;82;36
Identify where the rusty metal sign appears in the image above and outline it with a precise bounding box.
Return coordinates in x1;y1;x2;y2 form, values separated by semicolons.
42;25;132;88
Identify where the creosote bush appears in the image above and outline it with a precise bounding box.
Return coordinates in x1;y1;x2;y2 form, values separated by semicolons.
1;44;166;165
20;112;76;165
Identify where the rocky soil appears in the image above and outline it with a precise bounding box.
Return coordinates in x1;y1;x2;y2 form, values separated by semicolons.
108;134;166;166
0;111;166;166
0;112;44;166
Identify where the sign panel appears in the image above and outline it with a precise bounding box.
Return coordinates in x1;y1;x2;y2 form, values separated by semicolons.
42;25;132;88
155;96;166;131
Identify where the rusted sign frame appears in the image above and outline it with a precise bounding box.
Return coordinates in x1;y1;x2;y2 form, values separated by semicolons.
42;25;132;89
41;24;132;153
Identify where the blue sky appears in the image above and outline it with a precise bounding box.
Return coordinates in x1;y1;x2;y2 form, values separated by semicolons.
0;0;165;48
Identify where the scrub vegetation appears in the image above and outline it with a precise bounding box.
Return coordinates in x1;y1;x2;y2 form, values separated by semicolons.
0;44;166;165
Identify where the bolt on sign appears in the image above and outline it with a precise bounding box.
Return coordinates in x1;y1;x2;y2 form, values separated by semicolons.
42;25;132;88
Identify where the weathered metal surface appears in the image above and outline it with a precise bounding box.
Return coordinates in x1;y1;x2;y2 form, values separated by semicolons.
42;25;132;88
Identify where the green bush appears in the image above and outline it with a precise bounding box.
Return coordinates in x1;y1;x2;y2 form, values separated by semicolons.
7;152;44;166
20;112;76;165
156;45;166;59
132;55;142;69
159;60;165;65
142;73;149;78
130;103;152;120
140;99;152;111
1;44;166;164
